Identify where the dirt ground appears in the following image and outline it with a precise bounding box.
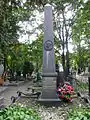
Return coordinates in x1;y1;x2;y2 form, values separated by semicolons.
0;80;89;120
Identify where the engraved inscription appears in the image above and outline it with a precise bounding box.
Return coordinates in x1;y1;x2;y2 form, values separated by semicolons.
44;40;53;51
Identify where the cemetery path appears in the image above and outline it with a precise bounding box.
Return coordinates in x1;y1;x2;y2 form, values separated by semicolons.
0;81;33;106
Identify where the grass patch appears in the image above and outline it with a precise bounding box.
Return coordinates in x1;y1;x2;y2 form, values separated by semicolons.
67;106;90;120
73;79;88;92
77;81;88;90
0;104;40;120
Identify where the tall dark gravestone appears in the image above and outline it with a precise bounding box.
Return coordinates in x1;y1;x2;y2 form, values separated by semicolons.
39;4;59;102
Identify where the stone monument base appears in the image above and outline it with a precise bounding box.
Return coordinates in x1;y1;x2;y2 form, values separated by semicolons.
38;75;61;104
38;98;61;104
38;97;62;106
41;88;57;99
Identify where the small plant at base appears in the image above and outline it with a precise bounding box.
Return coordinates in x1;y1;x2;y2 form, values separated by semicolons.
67;107;90;120
0;105;40;120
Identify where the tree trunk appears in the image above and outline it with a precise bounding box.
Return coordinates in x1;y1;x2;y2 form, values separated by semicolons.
62;52;65;72
66;50;70;76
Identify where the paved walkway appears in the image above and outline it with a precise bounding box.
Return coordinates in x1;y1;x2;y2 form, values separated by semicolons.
0;81;33;106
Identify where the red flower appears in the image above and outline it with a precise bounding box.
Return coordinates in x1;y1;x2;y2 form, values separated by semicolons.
57;83;74;102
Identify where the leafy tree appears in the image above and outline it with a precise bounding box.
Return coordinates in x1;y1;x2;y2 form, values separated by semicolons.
23;61;34;78
0;0;89;77
72;0;90;71
7;43;32;74
29;33;43;72
53;0;76;75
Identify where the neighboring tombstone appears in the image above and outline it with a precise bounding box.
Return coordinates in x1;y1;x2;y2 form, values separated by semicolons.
36;72;41;82
77;68;81;74
39;4;59;102
0;64;4;76
85;67;88;75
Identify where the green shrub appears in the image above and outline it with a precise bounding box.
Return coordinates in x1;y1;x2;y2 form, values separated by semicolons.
23;61;34;77
67;107;90;120
0;105;40;120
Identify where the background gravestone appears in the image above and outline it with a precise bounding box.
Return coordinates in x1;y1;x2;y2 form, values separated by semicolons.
0;64;4;76
39;4;59;102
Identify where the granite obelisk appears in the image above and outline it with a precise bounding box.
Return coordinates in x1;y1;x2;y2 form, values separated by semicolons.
39;4;58;101
43;4;55;74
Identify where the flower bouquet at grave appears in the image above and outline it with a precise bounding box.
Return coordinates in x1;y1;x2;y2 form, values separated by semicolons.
57;82;74;102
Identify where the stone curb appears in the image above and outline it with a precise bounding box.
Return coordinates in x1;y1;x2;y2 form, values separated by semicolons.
3;80;29;86
0;97;4;109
